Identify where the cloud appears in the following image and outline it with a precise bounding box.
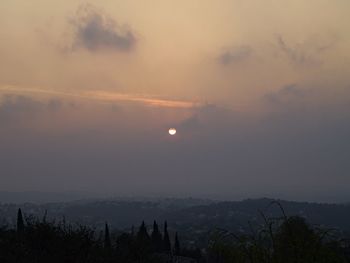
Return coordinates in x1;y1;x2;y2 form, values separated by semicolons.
0;86;198;109
0;94;43;113
276;35;308;65
263;84;306;104
69;4;136;52
85;91;198;108
47;99;63;112
218;46;252;66
276;34;337;66
0;94;63;124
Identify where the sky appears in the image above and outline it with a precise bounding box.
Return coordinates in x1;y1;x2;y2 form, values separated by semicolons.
0;0;350;202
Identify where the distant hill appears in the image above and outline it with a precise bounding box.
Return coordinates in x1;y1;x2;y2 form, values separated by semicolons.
0;191;95;204
163;198;350;233
0;197;349;247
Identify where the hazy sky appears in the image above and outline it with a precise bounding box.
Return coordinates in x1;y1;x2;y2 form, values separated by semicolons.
1;0;350;202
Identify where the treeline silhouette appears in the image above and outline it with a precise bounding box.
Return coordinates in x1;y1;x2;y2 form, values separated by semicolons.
208;203;350;263
0;208;201;263
0;205;349;263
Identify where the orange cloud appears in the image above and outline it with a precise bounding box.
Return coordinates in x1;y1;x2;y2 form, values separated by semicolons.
0;85;199;109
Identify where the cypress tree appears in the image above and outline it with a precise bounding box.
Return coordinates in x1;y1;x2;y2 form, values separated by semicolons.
163;221;171;253
151;220;163;252
136;221;152;259
174;232;180;256
104;223;111;249
17;208;24;234
137;221;150;242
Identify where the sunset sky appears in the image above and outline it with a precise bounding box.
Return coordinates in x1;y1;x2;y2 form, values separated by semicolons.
1;0;350;202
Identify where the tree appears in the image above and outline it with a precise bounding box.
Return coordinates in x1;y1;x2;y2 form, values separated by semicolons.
104;222;111;249
174;232;180;256
136;221;152;261
151;220;163;252
274;216;320;262
137;221;150;242
163;221;171;253
17;208;24;234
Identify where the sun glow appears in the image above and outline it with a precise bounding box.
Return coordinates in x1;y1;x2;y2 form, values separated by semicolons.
168;128;177;135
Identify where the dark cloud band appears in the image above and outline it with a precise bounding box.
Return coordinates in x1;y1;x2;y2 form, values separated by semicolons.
70;4;136;52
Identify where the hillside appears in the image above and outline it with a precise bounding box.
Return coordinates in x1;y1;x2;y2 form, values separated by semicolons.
1;198;349;247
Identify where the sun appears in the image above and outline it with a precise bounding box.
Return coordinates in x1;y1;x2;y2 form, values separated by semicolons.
168;128;177;135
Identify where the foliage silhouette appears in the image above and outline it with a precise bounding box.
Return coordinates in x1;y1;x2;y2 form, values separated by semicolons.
0;205;349;263
174;232;180;256
104;223;111;249
207;201;349;263
151;221;163;252
163;221;171;253
16;208;24;235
